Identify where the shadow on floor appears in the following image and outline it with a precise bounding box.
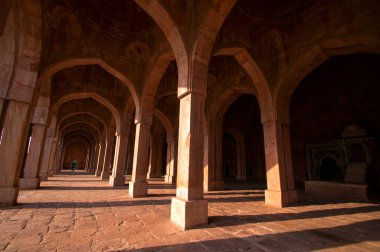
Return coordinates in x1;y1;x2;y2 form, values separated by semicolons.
44;180;109;183
133;219;380;251
10;198;172;209
207;204;380;228
296;192;377;206
206;191;264;196
56;171;91;175
147;184;176;189
40;186;130;191
147;193;175;197
207;196;265;203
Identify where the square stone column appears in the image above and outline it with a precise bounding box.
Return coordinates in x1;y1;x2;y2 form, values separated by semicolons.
101;137;114;179
109;133;128;186
263;120;297;207
204;122;224;192
165;140;176;184
19;124;45;189
171;93;208;230
95;142;105;176
47;138;58;177
129;122;151;197
53;144;63;174
147;143;163;178
0;101;31;206
39;127;55;181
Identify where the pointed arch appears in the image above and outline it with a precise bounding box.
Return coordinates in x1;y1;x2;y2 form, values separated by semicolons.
59;121;102;142
275;37;380;124
58;112;107;135
213;47;274;122
52;92;121;134
37;57;140;117
153;108;175;142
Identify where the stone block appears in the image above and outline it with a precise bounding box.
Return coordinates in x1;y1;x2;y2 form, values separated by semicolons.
129;181;147;198
19;177;39;190
171;197;208;230
164;175;174;184
265;189;298;208
100;171;109;179
0;187;19;206
109;175;125;186
204;180;224;192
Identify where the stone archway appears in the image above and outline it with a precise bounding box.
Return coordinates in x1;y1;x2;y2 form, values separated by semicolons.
289;53;380;201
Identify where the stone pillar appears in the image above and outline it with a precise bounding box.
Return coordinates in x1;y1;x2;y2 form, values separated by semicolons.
263;120;297;207
126;141;134;175
19;124;45;189
0;101;31;206
95;143;104;176
165;140;176;184
171;93;208;230
129;122;151;197
53;143;63;174
101;137;114;179
47;138;58;177
204;122;224;191
89;145;99;174
147;144;152;178
109;133;128;186
236;138;246;181
61;147;67;170
39;127;55;181
147;143;163;178
84;147;89;173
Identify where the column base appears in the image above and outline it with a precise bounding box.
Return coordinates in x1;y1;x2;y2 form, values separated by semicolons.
0;187;19;207
265;189;298;208
19;178;40;190
95;169;102;176
204;180;224;192
39;175;48;181
147;173;162;179
100;171;110;180
164;175;175;184
109;175;125;186
171;197;208;230
129;181;148;198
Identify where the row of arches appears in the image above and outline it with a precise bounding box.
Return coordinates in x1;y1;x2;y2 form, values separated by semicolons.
0;0;379;231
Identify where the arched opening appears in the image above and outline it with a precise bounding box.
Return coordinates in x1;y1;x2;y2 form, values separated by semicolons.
221;94;266;188
62;140;89;170
290;53;380;201
318;156;343;182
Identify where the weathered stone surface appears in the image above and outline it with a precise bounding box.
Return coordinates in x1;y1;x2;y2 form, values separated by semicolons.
0;175;379;251
1;1;380;251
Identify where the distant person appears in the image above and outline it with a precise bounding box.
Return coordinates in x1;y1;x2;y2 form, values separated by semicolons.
71;160;78;173
71;161;75;173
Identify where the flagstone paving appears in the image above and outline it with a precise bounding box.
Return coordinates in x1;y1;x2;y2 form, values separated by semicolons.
1;172;379;251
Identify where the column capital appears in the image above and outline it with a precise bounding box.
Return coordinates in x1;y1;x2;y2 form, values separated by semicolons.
178;90;206;100
177;59;208;99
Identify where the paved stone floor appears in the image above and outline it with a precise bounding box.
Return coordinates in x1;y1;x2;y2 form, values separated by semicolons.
1;172;380;251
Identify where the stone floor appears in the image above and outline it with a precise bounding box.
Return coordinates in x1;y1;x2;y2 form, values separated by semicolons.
1;171;380;251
